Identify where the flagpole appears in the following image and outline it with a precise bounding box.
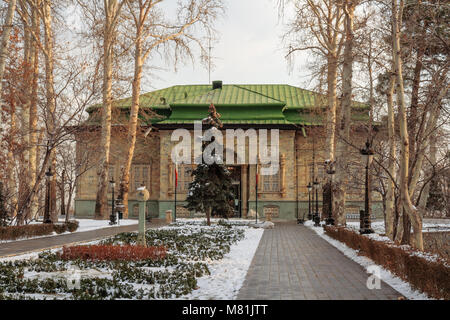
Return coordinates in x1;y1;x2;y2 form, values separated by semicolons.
255;163;258;224
174;164;178;223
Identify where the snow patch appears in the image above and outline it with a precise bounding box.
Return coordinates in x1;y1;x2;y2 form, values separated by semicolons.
179;226;264;300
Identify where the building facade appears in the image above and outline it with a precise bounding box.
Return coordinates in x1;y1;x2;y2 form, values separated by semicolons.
74;82;382;220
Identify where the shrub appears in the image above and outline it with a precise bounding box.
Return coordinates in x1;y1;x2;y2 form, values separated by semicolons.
60;245;167;261
0;221;79;241
53;224;67;234
323;225;450;300
65;220;79;233
0;224;54;241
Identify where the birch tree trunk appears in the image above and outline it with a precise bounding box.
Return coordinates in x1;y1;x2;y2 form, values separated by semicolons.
392;0;423;250
42;0;57;223
28;0;40;221
0;0;17;97
18;1;31;224
325;54;338;162
7;103;18;219
334;1;355;226
385;73;396;239
118;32;143;219
95;0;123;219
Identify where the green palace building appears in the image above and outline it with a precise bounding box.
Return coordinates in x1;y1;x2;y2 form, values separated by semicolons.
74;81;382;220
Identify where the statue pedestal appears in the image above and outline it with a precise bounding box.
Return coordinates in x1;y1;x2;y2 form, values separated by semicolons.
136;187;149;247
165;210;172;224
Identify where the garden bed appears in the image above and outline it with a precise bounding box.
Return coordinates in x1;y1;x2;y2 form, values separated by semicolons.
0;219;263;300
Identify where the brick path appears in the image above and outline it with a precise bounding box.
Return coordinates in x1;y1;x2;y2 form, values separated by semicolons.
0;219;167;258
237;222;402;300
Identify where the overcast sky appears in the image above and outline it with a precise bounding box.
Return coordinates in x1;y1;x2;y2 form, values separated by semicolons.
146;0;310;91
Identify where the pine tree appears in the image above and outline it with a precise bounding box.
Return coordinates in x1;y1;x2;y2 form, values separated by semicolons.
185;104;234;226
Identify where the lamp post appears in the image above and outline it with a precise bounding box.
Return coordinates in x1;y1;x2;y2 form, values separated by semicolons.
307;182;312;220
325;160;336;225
255;162;259;224
44;165;53;224
360;140;374;234
109;179;117;225
313;178;320;227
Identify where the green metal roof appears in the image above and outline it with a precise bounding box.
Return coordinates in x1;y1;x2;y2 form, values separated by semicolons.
85;83;369;126
170;85;285;106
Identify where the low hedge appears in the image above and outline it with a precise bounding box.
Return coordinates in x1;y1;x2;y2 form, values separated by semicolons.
0;221;80;241
323;226;450;300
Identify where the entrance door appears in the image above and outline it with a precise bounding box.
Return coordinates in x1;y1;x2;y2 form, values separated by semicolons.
228;166;242;218
231;183;241;218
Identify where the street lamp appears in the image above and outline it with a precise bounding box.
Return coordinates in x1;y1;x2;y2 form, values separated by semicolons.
109;179;117;225
313;178;320;227
360;140;374;234
44;166;53;224
325;160;336;226
307;182;313;220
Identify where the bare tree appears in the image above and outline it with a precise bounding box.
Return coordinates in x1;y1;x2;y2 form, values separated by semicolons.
117;0;224;217
0;0;18;99
94;0;125;219
281;0;344;162
392;0;424;249
334;0;358;226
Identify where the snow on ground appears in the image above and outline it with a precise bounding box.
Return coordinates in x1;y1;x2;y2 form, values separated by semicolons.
69;218;138;232
346;220;450;235
304;221;432;300
179;226;264;300
0;219;265;300
0;219;138;244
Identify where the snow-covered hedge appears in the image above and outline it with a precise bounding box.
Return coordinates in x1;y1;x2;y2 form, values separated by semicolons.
323;225;450;300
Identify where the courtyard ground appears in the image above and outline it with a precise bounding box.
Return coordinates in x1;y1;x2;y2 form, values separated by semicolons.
0;219;439;300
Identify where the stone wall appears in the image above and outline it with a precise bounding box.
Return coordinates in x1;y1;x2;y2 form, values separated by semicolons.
74;128;160;217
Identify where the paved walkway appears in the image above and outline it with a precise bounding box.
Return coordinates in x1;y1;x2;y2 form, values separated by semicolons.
237;222;402;300
0;219;167;258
